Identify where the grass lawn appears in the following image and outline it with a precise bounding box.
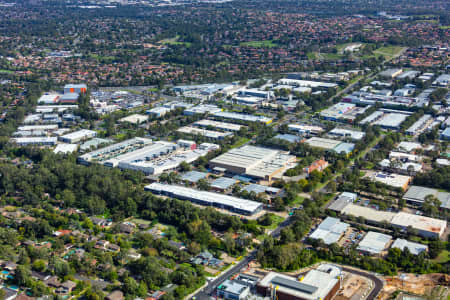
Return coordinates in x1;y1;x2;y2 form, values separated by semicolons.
432;250;449;264
160;35;192;47
440;25;450;29
231;137;250;148
260;214;285;230
320;52;344;60
291;195;305;206
306;52;316;59
131;218;152;225
240;40;278;48
373;46;405;59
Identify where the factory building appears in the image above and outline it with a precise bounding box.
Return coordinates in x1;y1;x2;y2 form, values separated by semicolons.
257;264;341;300
59;129;97;143
309;217;349;245
145;183;263;215
209;145;296;181
357;231;392;256
328;128;365;141
60;93;79;104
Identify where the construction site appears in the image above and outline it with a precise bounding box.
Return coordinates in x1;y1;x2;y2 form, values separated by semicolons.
379;273;450;299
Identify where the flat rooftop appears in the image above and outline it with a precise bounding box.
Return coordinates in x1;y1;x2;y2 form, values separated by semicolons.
309;217;349;245
357;231;392;255
391;238;428;255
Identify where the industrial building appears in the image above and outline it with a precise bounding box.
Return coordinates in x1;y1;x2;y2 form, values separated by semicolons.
357;231;392;255
257;264;341;300
403;185;450;209
391;239;428;255
243;184;280;195
432;74;450;87
79;138;219;175
38;94;60;104
379;68;403;78
406;114;433;135
278;78;338;89
60;93;79;104
80;138;113;152
64;84;87;94
212;111;272;124
194;119;242;132
184;104;222;116
305;137;355;155
274;134;301;144
118;114;148;124
209;145;296;181
329;201;447;238
237;88;274;99
59;129;97;143
343;91;416;108
360;110;411;130
53;144;78;154
441;127;450;140
288;124;324;135
11;137;57;146
309;217;349;245
181;171;208;184
145;183;263;215
319;102;368;122
328;128;365;141
147;107;171;118
210;177;237;191
177;126;233;140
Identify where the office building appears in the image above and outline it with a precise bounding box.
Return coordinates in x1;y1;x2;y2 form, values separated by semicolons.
145;183;263;215
257;265;341;300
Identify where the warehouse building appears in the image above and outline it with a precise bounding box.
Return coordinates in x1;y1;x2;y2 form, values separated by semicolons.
329;202;447;239
177;126;233;140
181;171;208;184
212;111;272;124
278;78;338;88
403;185;450;209
309;217;349;245
53;144;78;154
357;231;392;256
320;102;368;123
372;112;409;130
288;124;324;135
328;128;365;141
209;145;296;181
238;88;274;99
274;134;301;144
64;84;87;94
11;137;57;146
379;68;403;78
194;119;242;132
406;114;433;135
210;177;237;192
60;92;79;104
391;239;428;255
184;104;222;116
59;129;97;143
305;137;355;155
145;183;263;215
38;94;60;104
243;184;280;195
147;107;171;118
119;114;148;124
257;265;341;300
441;127;450;140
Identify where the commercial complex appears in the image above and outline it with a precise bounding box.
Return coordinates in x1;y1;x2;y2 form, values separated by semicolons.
59;129;97;143
209;145;296;181
257;264;341;300
357;231;392;255
79;138;219;175
309;217;349;245
145;183;263;215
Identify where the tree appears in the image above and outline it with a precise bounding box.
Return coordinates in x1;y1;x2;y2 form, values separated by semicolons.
15;265;31;287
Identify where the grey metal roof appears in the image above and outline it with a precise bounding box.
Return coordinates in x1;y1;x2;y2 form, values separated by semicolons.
271;276;318;294
211;177;237;190
181;171;208;183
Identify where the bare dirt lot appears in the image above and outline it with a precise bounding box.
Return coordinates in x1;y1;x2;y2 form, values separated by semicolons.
379;273;450;299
